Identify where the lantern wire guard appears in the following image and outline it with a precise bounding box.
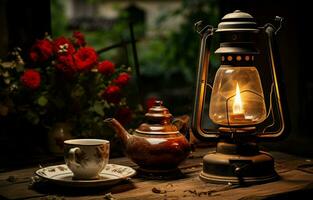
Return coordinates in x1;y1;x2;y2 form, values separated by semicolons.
192;11;289;185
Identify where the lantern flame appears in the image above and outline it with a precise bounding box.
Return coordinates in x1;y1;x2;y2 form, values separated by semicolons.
233;83;244;114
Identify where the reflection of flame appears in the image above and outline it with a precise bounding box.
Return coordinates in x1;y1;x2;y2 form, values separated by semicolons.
233;83;244;114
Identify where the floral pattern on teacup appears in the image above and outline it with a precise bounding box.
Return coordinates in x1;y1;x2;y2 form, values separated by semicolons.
94;144;109;163
63;141;110;179
75;149;89;167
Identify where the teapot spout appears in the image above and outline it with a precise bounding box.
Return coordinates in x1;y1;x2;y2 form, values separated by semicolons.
104;118;130;147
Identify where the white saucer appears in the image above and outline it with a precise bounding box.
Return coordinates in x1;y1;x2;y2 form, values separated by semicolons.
35;164;136;187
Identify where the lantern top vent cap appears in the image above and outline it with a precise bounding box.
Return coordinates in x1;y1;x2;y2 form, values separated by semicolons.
216;10;259;32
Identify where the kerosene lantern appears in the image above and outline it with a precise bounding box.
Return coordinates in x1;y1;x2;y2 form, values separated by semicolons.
192;10;289;185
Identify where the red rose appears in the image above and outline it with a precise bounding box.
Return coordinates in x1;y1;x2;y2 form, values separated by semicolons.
145;97;158;110
20;69;41;89
98;60;115;76
53;36;75;55
29;39;53;62
115;107;132;125
55;54;76;73
113;72;131;87
102;85;121;104
74;47;98;71
73;31;86;47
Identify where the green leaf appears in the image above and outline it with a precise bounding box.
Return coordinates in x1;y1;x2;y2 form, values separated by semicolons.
16;63;25;72
93;102;104;116
37;96;48;107
26;111;40;124
103;100;110;109
71;85;85;98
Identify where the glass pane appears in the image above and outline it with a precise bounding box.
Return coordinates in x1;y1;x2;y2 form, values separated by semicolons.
209;66;266;126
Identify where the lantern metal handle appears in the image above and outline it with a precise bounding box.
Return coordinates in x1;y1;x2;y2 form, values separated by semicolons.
191;22;219;141
257;17;290;141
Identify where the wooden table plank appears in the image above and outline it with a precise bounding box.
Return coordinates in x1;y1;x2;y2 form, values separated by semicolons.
0;148;313;200
113;170;313;200
0;148;205;199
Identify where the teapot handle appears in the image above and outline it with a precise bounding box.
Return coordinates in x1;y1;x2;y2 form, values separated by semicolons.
173;115;190;137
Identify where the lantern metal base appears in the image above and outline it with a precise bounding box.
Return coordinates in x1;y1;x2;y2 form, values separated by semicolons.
200;142;279;185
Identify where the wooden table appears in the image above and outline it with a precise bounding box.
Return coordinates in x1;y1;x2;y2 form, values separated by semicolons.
1;147;313;200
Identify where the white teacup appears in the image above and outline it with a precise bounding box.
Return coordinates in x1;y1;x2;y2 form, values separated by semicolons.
64;139;110;180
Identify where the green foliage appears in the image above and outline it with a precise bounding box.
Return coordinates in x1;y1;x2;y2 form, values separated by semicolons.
37;96;48;106
51;0;68;37
139;0;220;84
48;0;221;116
50;0;220;78
0;34;141;140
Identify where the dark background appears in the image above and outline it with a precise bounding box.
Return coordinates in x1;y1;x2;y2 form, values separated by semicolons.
0;0;312;170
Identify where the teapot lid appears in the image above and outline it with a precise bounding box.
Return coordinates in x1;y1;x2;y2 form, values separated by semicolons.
136;101;179;135
145;100;172;119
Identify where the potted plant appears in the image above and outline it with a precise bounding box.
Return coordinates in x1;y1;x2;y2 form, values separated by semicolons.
0;32;143;155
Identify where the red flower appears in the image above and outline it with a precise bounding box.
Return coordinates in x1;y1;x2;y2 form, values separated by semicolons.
73;31;86;47
102;85;121;104
20;69;41;89
145;97;158;110
113;72;131;87
55;54;76;73
74;47;98;71
98;60;115;76
53;36;75;55
29;39;53;62
115;107;132;125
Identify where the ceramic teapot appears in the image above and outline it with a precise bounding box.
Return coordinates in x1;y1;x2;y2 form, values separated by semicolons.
104;101;191;174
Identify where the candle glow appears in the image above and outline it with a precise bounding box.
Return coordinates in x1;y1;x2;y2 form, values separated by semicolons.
233;83;244;115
